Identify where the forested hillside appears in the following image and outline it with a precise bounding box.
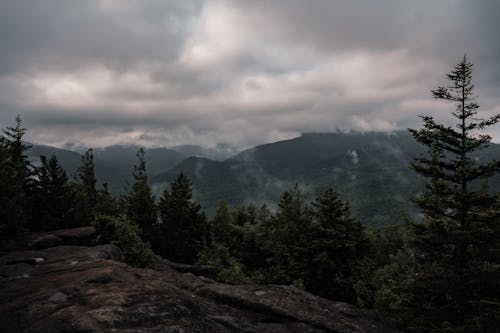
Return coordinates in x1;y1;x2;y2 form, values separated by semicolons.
29;130;500;226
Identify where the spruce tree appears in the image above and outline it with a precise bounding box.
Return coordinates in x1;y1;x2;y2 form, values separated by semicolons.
155;173;206;263
377;56;500;332
124;148;157;244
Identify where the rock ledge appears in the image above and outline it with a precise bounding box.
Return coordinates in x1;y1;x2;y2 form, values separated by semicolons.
0;229;397;333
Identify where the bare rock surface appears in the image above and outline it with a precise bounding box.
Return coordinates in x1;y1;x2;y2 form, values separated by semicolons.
0;228;398;333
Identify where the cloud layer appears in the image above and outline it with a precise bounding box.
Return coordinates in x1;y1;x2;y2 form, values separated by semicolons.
1;0;499;148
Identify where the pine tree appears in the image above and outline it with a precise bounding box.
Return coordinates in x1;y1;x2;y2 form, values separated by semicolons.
377;56;500;332
124;148;157;244
155;173;207;263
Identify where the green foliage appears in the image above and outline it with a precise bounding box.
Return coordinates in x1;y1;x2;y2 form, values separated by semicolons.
93;214;153;268
205;185;370;303
197;242;250;284
354;224;405;308
95;183;120;216
124;148;157;244
376;56;500;332
307;187;368;302
201;201;269;283
261;185;311;287
154;173;207;263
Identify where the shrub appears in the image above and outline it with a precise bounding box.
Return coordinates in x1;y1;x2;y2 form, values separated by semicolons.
93;214;153;268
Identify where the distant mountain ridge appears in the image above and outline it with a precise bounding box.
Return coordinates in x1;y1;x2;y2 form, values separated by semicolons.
28;131;500;226
28;144;186;193
26;143;238;193
153;131;500;225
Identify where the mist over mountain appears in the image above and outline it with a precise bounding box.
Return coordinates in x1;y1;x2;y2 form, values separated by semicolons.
153;131;427;224
27;131;500;226
154;131;500;225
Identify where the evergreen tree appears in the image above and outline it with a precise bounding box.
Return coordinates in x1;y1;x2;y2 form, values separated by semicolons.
31;155;75;230
77;148;97;222
78;148;97;202
3;115;31;186
307;187;367;303
94;183;119;217
209;201;234;245
263;185;367;302
376;56;500;332
0;115;31;238
199;202;273;283
0;138;25;240
263;185;310;287
124;148;156;244
155;173;206;263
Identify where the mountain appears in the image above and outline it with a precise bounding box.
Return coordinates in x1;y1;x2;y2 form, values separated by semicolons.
28;144;83;175
153;131;500;225
170;144;240;161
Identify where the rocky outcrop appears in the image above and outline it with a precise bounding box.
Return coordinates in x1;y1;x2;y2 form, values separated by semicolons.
0;229;398;333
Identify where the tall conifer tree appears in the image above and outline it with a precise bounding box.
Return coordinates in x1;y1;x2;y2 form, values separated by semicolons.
78;149;97;203
155;173;206;263
308;187;367;303
124;148;156;244
377;56;500;332
0;115;31;237
31;155;75;230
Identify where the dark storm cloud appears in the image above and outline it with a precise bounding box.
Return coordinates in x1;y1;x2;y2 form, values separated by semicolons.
0;0;499;148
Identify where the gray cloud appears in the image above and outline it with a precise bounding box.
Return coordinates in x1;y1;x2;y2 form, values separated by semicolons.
0;0;499;148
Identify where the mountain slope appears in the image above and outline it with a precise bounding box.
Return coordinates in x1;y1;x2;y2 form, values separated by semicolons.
27;131;500;226
154;131;500;225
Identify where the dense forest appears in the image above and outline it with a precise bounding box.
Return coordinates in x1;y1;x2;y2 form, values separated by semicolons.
1;57;499;332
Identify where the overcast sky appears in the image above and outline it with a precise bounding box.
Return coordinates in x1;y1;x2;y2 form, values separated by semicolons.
1;0;499;149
